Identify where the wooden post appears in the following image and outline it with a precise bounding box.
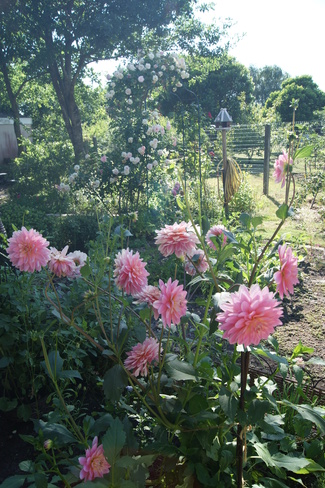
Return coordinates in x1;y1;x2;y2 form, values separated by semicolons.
222;129;229;218
263;124;271;196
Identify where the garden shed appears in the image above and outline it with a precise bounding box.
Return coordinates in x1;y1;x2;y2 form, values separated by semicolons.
0;116;32;163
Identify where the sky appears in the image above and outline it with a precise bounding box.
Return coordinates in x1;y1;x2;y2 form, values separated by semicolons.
89;0;325;92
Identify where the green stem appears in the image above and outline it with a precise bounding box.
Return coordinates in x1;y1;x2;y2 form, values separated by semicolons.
40;339;87;445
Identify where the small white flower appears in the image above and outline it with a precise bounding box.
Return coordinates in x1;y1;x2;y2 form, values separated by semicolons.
125;88;131;95
157;149;163;156
134;157;140;164
85;154;90;159
152;75;158;83
122;151;127;158
123;165;130;175
153;160;158;166
148;52;155;60
130;157;135;163
128;137;133;143
112;168;119;175
138;76;144;83
161;65;166;71
138;64;145;71
158;71;163;77
110;177;117;183
127;152;132;159
147;163;153;170
142;119;148;125
127;63;136;71
145;63;151;69
126;98;133;105
176;82;182;88
74;165;80;172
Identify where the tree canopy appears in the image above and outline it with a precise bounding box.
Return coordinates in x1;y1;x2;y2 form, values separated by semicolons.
249;65;289;105
1;0;198;160
265;75;325;122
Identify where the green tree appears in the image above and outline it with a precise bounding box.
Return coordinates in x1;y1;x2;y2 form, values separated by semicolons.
161;55;255;124
265;75;325;122
12;0;196;161
249;65;289;105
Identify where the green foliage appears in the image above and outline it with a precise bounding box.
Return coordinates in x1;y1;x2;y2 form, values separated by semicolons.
249;65;289;105
8;138;74;203
265;75;325;122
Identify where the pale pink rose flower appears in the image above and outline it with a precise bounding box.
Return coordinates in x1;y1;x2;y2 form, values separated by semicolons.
274;244;299;299
6;227;51;273
135;285;161;319
100;155;107;163
155;222;199;258
185;249;209;276
154;278;187;327
48;246;76;278
114;248;149;296
124;337;160;377
138;75;144;83
79;436;110;482
68;250;87;277
138;146;146;156
205;225;228;250
217;284;283;347
273;152;293;188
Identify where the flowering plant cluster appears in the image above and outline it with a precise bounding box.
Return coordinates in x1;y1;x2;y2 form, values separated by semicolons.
3;100;325;487
103;52;190;204
4;137;325;487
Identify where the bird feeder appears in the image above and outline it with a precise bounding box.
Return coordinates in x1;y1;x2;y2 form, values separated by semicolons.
214;108;233;130
214;108;233;218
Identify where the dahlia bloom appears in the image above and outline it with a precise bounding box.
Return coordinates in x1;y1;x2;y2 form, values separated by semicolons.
48;246;76;278
79;437;110;482
124;337;160;377
155;222;199;258
154;278;187;327
114;248;149;296
205;225;228;250
273;152;293;188
135;285;161;319
274;244;299;299
68;250;88;277
217;284;283;347
184;249;209;276
6;227;51;272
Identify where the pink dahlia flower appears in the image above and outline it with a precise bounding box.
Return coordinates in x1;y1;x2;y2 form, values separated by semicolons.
6;226;50;272
154;278;187;327
114;248;149;296
184;249;209;276
124;337;160;377
68;250;87;277
79;436;110;482
155;222;199;258
273;152;293;188
205;225;227;250
134;285;161;319
217;284;283;347
274;244;299;299
48;246;76;278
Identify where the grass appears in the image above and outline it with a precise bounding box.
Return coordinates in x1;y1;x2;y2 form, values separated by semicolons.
243;168;325;248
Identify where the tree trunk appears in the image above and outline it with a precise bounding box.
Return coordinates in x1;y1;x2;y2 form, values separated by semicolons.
0;45;23;156
44;30;84;162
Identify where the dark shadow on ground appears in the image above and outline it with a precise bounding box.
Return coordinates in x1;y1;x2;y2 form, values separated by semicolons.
266;194;282;207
